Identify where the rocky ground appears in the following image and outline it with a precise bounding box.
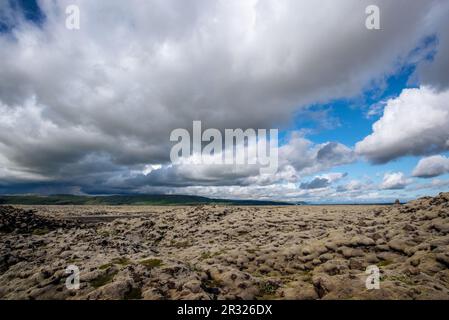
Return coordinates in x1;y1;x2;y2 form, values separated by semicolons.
1;193;449;300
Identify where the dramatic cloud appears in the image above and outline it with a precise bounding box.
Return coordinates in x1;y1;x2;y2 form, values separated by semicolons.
0;1;441;177
381;172;412;190
356;87;449;163
95;134;353;191
300;172;347;190
279;135;355;175
413;155;449;178
414;3;449;90
0;0;448;200
300;178;329;190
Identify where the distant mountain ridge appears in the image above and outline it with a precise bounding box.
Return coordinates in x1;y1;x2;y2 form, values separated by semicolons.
0;194;293;206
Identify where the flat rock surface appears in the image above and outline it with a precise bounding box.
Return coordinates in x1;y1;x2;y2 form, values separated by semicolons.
1;193;449;300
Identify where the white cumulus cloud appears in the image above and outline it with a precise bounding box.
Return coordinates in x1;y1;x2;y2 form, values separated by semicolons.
412;155;449;178
356;86;449;163
381;172;412;190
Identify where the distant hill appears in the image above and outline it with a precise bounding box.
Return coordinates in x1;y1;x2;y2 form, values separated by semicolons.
0;194;292;206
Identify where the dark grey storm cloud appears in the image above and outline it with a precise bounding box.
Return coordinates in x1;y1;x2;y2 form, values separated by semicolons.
300;178;330;190
414;3;449;90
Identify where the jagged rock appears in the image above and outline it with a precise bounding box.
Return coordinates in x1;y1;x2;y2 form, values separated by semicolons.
312;275;335;298
436;253;449;268
0;206;73;234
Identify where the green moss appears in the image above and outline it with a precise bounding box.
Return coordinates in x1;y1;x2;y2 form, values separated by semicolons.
256;281;280;300
215;249;227;256
32;228;49;235
67;258;81;264
112;257;131;265
90;271;118;288
139;258;163;269
98;230;110;237
98;257;130;270
124;287;142;300
386;274;414;286
259;281;279;295
99;263;113;270
199;250;224;260
300;270;312;276
200;252;212;260
377;260;393;267
299;270;313;283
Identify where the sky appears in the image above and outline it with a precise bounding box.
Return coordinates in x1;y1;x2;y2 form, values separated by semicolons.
0;0;449;203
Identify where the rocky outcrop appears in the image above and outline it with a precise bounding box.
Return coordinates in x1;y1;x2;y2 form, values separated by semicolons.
0;206;74;234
